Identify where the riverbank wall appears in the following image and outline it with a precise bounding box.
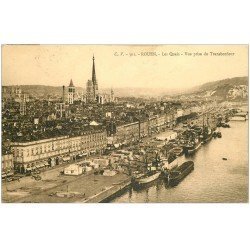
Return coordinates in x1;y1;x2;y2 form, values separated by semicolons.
81;178;131;203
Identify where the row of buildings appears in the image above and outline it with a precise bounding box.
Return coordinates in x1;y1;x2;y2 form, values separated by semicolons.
2;97;212;175
9;130;107;173
112;113;176;145
2;110;180;174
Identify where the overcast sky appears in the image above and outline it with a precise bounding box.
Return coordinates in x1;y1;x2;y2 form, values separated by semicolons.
2;45;248;90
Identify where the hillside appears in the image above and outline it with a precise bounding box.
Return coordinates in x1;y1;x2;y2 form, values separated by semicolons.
2;85;178;98
2;76;248;100
190;76;248;100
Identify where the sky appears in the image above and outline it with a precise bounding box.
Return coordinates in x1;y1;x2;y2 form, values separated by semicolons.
2;45;248;90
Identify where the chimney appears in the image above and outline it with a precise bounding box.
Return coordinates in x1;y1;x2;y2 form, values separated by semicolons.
63;85;65;103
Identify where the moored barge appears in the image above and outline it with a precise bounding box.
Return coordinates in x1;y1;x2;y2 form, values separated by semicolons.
132;172;161;187
166;161;194;186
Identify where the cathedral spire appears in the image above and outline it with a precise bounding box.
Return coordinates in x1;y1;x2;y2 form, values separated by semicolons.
92;55;97;85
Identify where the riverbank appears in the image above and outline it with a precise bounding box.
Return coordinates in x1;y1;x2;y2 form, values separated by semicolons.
112;121;248;203
82;178;131;203
2;171;129;203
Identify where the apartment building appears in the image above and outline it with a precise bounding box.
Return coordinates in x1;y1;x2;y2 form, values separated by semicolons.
10;130;107;173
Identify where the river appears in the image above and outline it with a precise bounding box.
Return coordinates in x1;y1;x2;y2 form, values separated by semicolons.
112;121;248;203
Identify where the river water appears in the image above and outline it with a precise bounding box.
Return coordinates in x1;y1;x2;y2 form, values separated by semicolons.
112;121;249;203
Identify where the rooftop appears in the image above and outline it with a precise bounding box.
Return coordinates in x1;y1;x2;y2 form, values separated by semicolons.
69;79;74;87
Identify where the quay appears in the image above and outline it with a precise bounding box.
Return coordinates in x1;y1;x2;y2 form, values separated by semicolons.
81;178;131;203
2;169;130;203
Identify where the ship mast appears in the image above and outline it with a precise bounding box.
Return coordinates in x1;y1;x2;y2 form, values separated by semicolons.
202;104;205;131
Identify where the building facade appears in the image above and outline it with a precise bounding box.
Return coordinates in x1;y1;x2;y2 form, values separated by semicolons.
2;154;14;173
10;130;107;173
114;122;140;145
112;113;177;145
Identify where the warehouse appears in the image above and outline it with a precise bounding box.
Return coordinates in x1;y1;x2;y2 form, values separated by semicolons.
64;164;83;176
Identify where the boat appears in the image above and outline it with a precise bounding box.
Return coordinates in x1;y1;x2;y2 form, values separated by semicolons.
166;161;194;186
212;131;222;138
181;128;202;154
183;138;201;154
201;127;213;144
230;116;246;121
133;171;161;186
131;152;163;187
170;147;183;156
201;111;215;144
221;122;230;128
212;131;217;138
132;171;147;180
162;153;178;170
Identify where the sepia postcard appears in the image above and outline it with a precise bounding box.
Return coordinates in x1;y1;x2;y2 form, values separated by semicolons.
1;44;248;203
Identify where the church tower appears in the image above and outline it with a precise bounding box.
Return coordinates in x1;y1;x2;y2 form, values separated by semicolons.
68;79;75;104
86;55;99;103
92;55;98;101
86;79;94;103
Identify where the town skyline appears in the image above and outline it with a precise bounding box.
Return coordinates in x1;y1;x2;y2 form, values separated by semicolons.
2;44;248;205
2;45;248;90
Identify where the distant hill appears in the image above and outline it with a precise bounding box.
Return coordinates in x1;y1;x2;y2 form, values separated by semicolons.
3;76;248;100
187;76;248;101
2;85;178;98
